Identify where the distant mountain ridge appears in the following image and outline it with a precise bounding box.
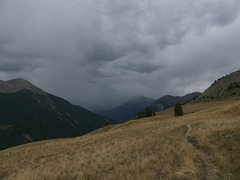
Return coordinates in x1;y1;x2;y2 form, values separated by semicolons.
101;95;155;123
0;79;108;150
194;70;240;102
97;93;201;123
150;92;201;112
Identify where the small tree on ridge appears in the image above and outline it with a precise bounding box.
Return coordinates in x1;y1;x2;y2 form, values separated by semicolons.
104;120;110;126
174;103;183;116
145;107;153;117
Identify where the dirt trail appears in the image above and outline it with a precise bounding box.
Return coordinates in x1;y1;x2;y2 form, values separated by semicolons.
186;123;218;180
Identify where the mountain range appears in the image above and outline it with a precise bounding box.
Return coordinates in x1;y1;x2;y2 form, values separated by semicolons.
4;68;238;150
97;92;200;123
0;79;108;150
150;92;201;112
1;70;240;179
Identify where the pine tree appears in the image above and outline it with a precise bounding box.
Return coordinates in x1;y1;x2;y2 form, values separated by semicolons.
174;103;183;116
145;107;153;117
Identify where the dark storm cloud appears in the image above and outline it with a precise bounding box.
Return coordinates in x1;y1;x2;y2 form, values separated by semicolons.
1;0;240;108
0;58;43;72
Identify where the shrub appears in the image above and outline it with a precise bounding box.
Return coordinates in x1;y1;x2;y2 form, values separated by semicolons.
137;112;144;119
227;82;240;91
104;120;110;126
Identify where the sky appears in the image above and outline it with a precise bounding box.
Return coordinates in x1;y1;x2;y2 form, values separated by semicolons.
1;0;240;109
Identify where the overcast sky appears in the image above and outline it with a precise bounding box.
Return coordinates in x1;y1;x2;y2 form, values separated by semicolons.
1;0;240;109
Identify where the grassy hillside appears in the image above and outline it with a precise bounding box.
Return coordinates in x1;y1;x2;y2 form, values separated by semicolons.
195;70;240;102
0;100;240;179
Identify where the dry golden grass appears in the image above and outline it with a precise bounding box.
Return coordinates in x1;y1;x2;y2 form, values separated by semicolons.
0;100;240;179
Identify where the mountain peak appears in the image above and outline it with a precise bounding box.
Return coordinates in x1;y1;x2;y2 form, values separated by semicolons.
102;95;155;123
0;79;109;150
0;78;46;94
129;95;154;103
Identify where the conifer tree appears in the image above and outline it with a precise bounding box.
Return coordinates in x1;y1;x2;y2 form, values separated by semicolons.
174;103;183;116
145;107;153;117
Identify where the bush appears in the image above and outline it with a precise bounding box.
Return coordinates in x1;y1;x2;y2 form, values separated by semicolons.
137;112;144;119
104;120;110;126
174;103;183;116
227;82;240;91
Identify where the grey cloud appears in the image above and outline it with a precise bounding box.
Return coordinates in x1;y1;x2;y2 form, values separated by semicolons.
0;57;44;73
1;0;240;108
110;54;165;74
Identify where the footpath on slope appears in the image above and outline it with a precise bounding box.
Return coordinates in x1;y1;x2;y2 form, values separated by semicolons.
185;123;218;180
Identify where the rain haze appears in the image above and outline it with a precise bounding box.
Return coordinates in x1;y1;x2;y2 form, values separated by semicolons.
1;0;240;109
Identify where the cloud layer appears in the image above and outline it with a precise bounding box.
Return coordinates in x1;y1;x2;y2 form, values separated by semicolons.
1;0;240;108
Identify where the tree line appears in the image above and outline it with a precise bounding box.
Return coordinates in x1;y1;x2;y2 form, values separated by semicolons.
137;107;156;119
